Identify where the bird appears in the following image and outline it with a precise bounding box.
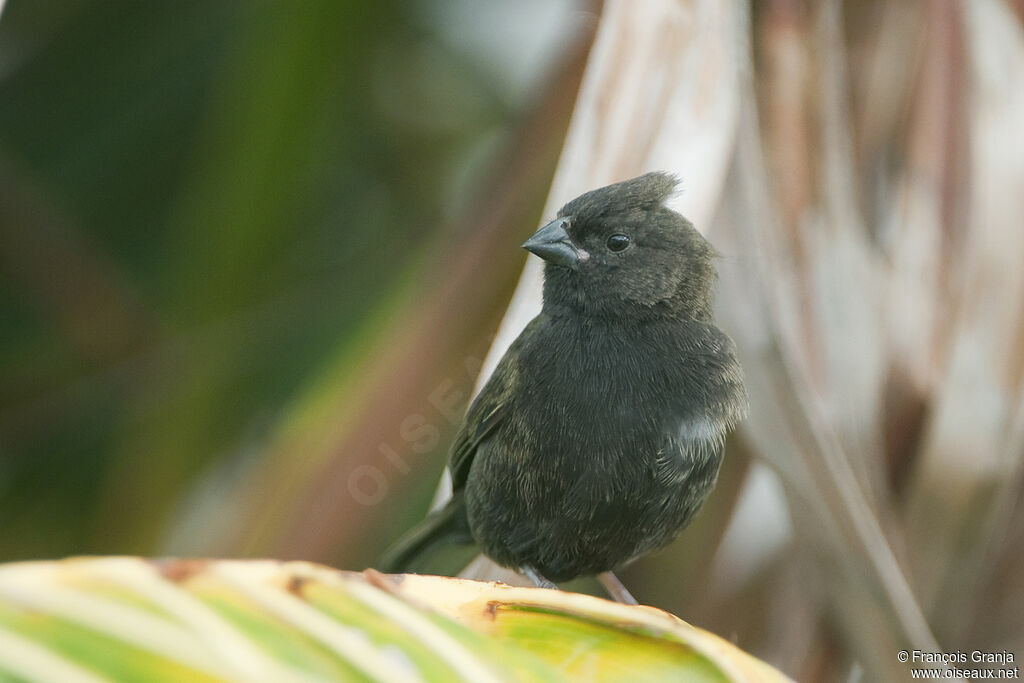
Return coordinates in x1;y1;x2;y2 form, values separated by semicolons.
381;172;747;602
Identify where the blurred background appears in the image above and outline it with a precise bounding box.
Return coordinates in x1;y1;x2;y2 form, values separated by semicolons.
2;0;1023;680
0;0;594;563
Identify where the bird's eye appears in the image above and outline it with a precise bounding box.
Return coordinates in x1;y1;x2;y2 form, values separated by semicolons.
606;234;631;252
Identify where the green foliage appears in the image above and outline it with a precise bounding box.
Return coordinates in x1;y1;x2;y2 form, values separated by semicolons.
0;558;792;681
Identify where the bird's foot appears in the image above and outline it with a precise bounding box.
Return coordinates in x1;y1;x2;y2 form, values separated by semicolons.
597;571;638;605
520;565;558;590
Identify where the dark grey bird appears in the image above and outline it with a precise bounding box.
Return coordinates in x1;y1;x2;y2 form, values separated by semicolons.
381;172;747;601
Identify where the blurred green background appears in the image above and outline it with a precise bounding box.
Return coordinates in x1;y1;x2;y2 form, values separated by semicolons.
0;0;594;566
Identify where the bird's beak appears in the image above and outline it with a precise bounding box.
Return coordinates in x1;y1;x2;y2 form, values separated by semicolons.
522;218;586;269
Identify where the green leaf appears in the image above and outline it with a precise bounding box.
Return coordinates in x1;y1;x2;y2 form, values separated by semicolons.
0;558;790;682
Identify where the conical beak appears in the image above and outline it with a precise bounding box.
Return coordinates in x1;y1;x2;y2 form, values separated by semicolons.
522;218;584;269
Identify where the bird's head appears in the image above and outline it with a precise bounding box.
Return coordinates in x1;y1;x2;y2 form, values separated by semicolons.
523;172;717;321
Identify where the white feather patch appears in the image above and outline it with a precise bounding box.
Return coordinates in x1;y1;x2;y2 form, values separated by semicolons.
678;415;726;445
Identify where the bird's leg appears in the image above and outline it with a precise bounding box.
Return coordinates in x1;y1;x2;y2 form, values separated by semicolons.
520;565;558;589
597;571;638;605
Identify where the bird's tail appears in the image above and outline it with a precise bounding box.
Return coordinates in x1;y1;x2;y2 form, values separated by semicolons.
379;493;474;573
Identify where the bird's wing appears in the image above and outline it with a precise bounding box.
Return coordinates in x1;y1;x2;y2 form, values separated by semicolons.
448;315;543;490
448;396;507;491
